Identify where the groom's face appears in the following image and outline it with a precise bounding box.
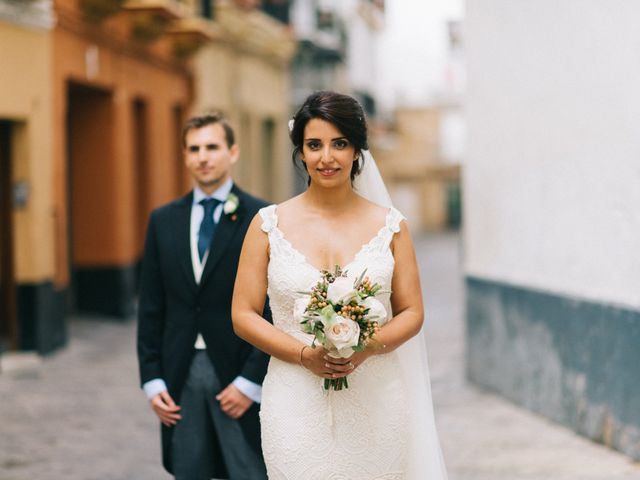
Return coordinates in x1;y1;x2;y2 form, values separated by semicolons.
184;123;239;193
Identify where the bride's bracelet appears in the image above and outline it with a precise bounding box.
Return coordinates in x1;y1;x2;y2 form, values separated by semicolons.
299;345;309;368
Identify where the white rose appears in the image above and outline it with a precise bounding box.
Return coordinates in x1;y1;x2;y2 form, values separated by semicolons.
363;296;387;322
293;296;310;323
223;199;237;214
326;276;356;304
324;316;360;357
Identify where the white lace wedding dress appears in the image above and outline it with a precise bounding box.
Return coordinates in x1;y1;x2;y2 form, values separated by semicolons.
258;204;447;480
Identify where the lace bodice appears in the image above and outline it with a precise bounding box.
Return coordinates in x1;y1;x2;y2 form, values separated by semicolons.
257;205;412;480
259;204;404;341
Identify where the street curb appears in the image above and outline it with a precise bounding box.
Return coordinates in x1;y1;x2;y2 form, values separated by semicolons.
0;351;42;374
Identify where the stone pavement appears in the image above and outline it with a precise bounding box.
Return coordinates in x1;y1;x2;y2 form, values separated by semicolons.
0;232;639;480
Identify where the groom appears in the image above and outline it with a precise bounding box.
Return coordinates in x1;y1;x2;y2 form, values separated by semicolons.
137;113;270;479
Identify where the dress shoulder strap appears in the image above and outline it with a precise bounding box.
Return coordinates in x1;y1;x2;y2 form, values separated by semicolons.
258;204;278;233
385;207;405;234
368;207;406;254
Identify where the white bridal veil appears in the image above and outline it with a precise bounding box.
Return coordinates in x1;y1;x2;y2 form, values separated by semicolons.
355;150;449;480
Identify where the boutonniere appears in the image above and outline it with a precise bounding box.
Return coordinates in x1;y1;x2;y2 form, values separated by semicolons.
223;192;240;221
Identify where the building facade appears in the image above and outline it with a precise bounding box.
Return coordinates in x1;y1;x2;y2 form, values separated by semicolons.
372;107;461;231
465;0;640;459
287;0;384;193
289;0;382;113
53;0;194;327
370;14;464;231
0;0;56;354
1;0;297;357
190;0;296;202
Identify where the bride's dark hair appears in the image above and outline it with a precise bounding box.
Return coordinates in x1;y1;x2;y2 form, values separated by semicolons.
290;91;368;182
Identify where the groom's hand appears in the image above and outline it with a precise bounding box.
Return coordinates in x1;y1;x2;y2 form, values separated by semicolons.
216;384;253;419
150;391;182;427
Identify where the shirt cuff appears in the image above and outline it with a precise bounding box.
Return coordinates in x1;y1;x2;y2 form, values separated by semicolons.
143;378;168;400
233;376;262;404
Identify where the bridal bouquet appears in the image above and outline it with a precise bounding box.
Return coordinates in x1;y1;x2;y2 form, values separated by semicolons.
294;266;387;390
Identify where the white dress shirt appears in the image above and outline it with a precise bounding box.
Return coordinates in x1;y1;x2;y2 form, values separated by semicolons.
142;180;262;403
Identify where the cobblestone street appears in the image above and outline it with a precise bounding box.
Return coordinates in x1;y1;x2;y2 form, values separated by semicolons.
1;233;639;480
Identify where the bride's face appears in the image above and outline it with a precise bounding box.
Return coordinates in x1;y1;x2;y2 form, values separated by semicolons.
302;118;357;188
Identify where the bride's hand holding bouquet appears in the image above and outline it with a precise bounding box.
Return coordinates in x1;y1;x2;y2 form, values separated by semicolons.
294;266;387;390
298;343;361;381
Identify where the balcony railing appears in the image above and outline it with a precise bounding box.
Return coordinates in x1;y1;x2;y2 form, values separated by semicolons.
74;0;294;61
122;0;186;41
80;0;125;22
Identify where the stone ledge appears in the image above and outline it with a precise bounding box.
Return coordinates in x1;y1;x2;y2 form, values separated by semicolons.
0;351;42;375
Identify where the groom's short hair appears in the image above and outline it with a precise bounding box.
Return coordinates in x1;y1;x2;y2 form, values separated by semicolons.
181;113;236;149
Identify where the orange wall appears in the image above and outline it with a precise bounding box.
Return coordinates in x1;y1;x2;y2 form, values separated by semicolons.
52;4;192;284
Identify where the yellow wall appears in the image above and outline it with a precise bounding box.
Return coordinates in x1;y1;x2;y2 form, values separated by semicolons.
0;21;54;283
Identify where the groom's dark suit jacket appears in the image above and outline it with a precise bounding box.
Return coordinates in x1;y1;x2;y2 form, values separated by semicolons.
137;184;271;475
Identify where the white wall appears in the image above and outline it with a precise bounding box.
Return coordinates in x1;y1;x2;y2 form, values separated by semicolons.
464;0;640;309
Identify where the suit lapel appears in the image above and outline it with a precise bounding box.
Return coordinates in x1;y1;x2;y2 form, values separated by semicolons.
174;191;198;293
199;185;245;288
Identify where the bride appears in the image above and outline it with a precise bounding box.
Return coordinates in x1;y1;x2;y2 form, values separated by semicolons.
232;91;447;479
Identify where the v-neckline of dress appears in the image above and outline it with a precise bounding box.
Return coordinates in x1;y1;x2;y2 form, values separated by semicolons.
272;207;392;274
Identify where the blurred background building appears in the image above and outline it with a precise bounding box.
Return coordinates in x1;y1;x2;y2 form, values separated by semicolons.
0;0;295;355
1;0;57;355
289;0;381;111
191;0;295;202
288;0;384;191
464;0;640;461
371;2;464;231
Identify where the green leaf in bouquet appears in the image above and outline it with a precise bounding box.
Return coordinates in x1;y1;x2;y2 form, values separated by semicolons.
319;305;337;325
354;290;366;302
